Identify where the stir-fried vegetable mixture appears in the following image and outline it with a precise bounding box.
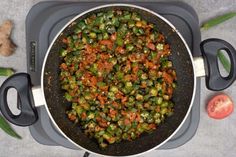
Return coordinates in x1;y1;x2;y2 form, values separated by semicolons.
59;10;177;148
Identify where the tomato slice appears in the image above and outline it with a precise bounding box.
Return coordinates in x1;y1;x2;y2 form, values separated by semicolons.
207;94;234;119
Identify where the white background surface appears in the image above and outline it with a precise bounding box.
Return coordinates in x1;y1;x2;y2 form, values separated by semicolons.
0;0;236;157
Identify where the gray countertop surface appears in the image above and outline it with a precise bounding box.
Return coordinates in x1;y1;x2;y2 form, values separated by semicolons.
0;0;236;157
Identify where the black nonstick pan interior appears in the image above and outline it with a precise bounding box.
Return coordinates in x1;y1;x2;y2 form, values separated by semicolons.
43;5;194;156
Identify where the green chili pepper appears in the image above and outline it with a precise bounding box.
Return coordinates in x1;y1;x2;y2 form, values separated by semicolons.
201;12;236;30
217;50;231;73
0;68;14;76
0;115;21;139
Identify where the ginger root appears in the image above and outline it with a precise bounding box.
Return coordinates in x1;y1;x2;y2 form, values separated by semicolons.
0;20;16;56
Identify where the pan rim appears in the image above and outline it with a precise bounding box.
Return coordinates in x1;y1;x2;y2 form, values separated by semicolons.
41;3;197;157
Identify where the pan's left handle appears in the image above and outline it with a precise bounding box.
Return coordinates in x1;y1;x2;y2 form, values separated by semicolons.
200;38;236;91
0;73;38;126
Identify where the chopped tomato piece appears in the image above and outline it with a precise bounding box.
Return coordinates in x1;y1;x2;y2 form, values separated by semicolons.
60;63;68;70
100;40;113;50
111;33;117;41
162;71;173;84
68;114;76;121
116;46;125;54
207;94;234;119
147;42;155;50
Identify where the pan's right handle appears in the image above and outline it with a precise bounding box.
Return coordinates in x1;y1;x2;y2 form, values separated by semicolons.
0;73;38;126
200;38;236;91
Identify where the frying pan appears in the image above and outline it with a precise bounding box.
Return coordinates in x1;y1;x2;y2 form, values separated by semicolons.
1;4;236;157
